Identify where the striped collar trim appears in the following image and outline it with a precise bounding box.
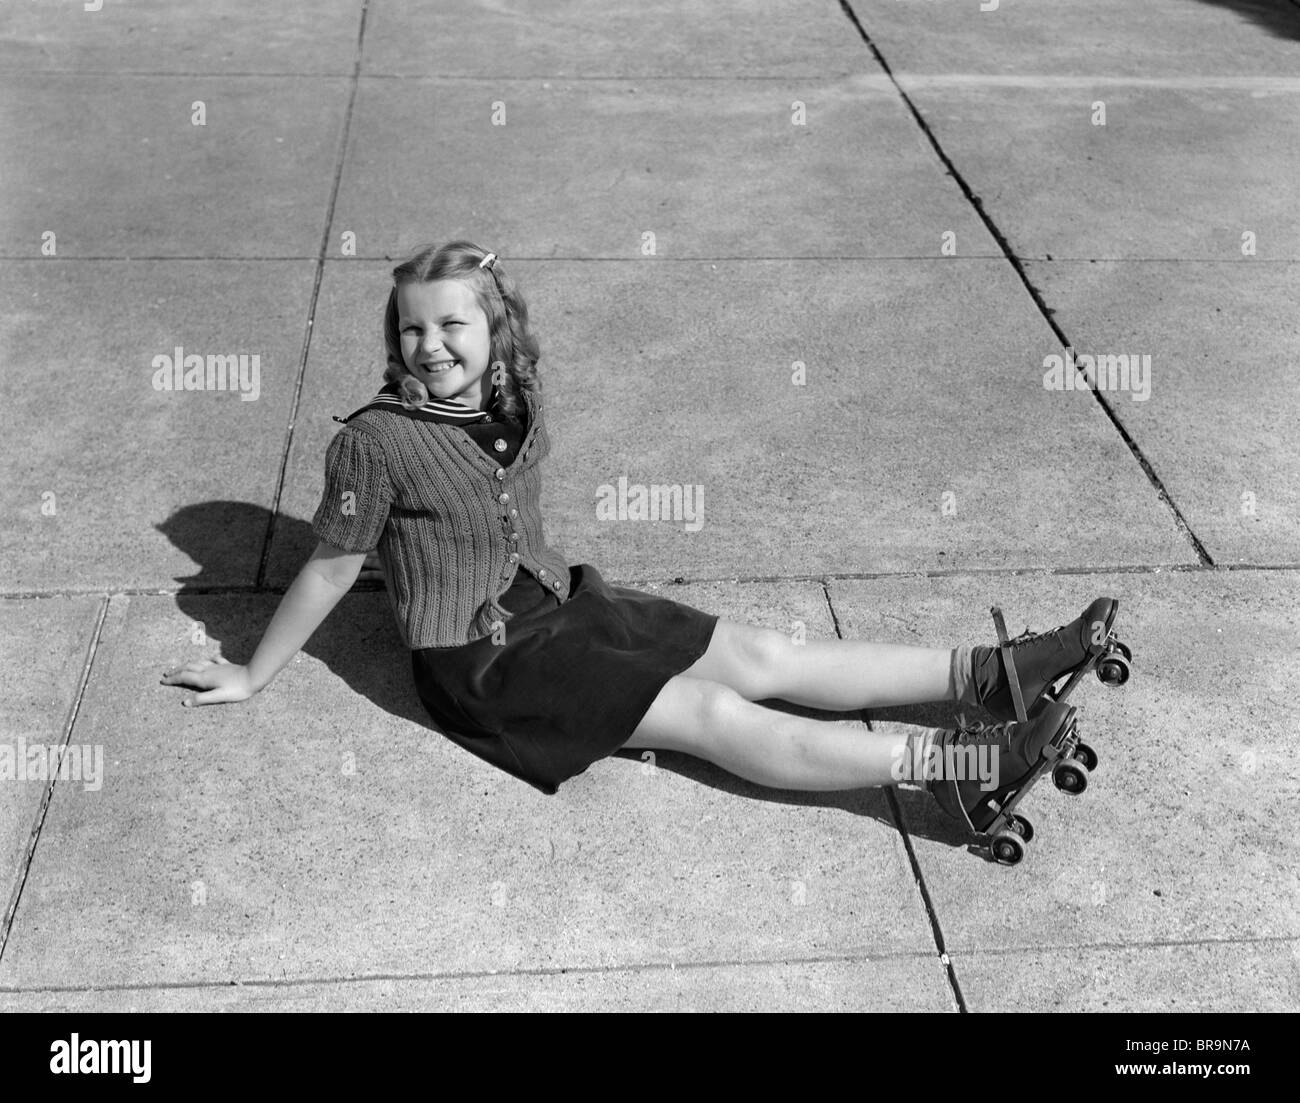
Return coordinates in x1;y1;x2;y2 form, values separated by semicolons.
334;383;497;425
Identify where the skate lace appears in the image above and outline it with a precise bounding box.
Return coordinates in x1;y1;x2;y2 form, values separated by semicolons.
1008;622;1063;648
953;713;1012;745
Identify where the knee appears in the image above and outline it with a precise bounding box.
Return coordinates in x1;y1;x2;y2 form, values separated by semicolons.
691;679;748;731
734;626;794;684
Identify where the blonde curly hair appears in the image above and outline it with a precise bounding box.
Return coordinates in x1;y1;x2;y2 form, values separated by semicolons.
381;240;540;422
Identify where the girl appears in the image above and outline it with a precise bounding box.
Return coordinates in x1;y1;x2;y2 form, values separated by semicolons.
162;240;1120;850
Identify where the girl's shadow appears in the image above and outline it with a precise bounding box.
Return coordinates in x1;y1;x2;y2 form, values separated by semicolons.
158;501;986;855
1190;0;1300;41
157;501;428;729
614;702;993;858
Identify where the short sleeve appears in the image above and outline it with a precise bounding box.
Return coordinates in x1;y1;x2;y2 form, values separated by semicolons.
311;426;393;552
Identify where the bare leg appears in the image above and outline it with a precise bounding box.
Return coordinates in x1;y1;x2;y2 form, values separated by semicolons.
624;674;938;790
682;620;959;711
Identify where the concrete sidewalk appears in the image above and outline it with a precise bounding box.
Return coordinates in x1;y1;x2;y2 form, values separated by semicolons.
2;0;1297;1012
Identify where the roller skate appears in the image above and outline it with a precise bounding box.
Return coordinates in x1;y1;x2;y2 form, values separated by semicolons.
971;597;1131;721
928;699;1088;864
931;602;1131;863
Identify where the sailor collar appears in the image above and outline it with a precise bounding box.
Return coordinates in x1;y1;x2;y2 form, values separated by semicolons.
334;382;502;426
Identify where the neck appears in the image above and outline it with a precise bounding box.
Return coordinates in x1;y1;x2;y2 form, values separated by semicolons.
464;374;492;411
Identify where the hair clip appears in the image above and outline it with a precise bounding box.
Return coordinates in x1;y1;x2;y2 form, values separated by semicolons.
478;252;498;270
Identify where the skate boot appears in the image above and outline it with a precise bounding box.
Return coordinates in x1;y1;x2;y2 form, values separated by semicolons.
970;597;1130;721
926;699;1095;864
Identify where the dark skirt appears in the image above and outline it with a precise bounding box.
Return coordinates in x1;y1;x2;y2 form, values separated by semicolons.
411;564;719;794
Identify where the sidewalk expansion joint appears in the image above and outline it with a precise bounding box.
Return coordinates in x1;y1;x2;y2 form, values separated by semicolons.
3;561;1298;603
0;596;112;969
820;580;845;638
255;0;371;591
8;255;1296;264
826;581;967;1011
0;69;361;79
949;932;1300;958
884;787;968;1013
0;948;945;997
0;255;322;262
836;0;1216;570
12;69;1300;88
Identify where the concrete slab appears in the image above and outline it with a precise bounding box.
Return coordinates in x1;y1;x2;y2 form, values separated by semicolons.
269;258;1193;587
0;75;349;258
1021;260;1300;565
891;84;1300;260
955;940;1300;1013
0;596;104;933
3;0;1296;1021
331;75;1003;260
0;0;361;75
0;583;938;990
0;260;315;592
2;954;956;1012
362;0;872;79
849;0;1300;79
827;570;1300;952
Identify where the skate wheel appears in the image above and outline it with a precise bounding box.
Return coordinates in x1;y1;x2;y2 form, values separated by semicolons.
1073;741;1099;771
991;831;1026;866
1097;653;1130;686
1053;760;1089;794
1008;813;1035;842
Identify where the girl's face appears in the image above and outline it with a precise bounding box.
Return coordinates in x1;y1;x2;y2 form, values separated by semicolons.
396;279;493;410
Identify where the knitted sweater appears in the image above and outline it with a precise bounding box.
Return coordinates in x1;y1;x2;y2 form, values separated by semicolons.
311;386;571;648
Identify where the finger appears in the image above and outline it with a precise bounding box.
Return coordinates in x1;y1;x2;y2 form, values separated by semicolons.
183;686;240;707
162;670;202;686
162;658;218;681
174;664;231;689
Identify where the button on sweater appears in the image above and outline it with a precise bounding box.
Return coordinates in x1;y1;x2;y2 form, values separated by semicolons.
312;385;571;648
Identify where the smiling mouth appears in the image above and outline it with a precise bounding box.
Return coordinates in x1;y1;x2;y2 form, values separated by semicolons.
421;359;460;374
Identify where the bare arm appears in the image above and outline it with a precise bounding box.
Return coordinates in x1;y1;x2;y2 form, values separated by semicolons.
161;541;368;707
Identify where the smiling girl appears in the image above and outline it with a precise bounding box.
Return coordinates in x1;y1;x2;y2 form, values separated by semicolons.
163;240;1122;857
